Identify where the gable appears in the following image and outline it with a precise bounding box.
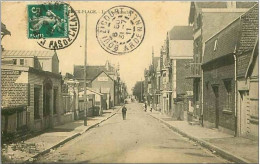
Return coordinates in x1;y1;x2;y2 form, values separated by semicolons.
92;71;113;82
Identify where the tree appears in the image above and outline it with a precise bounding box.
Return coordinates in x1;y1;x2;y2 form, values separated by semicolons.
133;81;144;102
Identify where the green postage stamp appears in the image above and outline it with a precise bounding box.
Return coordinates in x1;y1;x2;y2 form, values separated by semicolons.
28;3;69;39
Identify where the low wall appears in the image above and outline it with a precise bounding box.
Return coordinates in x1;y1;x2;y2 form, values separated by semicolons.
60;112;74;124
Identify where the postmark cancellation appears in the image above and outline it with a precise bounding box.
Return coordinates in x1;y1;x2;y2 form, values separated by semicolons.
96;6;145;55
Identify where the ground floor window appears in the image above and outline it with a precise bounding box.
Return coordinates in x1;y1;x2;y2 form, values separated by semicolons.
223;80;232;110
34;87;41;119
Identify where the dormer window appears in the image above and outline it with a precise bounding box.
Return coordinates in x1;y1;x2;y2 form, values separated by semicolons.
214;39;218;51
13;59;17;65
20;59;24;65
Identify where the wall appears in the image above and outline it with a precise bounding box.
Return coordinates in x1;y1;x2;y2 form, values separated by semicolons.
28;72;62;131
91;72;115;107
169;40;193;58
203;59;235;133
202;11;246;51
38;58;52;73
176;59;193;96
1;69;29;107
247;54;259;139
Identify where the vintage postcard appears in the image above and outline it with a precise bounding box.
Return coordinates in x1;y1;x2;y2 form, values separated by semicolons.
1;1;259;163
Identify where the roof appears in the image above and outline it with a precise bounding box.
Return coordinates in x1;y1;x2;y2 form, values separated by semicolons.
169;26;193;40
1;64;62;78
189;2;257;24
79;87;103;97
245;36;258;78
91;71;114;82
2;50;56;58
203;19;240;64
203;4;258;74
74;65;115;81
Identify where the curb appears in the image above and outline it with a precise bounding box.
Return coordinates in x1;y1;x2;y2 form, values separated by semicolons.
148;113;251;164
25;133;81;162
25;108;120;163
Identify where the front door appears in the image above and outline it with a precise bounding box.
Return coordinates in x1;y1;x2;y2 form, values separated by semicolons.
212;86;219;128
43;83;52;129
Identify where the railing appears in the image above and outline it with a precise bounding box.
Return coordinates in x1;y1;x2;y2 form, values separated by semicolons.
188;63;202;78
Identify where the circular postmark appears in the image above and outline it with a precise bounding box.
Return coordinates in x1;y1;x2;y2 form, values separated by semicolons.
96;6;145;55
28;2;80;50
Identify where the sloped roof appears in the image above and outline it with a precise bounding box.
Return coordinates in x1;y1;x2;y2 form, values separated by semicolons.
91;71;114;82
246;36;258;78
169;26;193;40
203;4;258;77
189;2;257;24
2;50;56;58
237;4;259;54
203;19;240;64
74;65;115;81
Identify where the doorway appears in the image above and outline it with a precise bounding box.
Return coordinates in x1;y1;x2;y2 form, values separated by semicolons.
212;85;219;128
43;79;52;129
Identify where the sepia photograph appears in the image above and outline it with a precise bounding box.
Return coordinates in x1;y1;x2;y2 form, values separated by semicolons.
1;1;259;163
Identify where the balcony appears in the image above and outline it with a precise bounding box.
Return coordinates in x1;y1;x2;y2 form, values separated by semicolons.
186;63;201;79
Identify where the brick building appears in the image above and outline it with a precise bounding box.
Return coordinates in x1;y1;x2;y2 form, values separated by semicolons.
168;26;193;99
202;4;259;136
235;5;259;139
187;2;257;121
1;50;63;136
168;26;193;120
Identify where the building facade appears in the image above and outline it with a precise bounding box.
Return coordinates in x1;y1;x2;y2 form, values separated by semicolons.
202;4;258;137
1;50;63;135
187;1;257;122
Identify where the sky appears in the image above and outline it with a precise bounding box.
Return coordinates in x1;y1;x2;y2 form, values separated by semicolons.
1;1;190;93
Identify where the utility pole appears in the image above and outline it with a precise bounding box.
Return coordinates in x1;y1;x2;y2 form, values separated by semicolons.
83;13;88;126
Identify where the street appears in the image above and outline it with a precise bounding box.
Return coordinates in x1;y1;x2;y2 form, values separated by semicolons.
36;103;229;163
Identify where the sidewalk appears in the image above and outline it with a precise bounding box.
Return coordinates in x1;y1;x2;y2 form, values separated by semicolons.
148;110;258;163
2;107;121;163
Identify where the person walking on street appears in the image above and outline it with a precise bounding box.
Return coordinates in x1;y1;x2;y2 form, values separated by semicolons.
144;101;147;112
122;104;127;120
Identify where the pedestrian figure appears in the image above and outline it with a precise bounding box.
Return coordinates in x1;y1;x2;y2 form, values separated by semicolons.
122;105;127;120
150;106;153;112
144;102;147;112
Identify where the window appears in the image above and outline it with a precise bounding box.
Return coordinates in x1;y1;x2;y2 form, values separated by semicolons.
34;87;41;119
13;59;17;65
53;88;58;114
214;39;218;51
20;59;24;65
224;80;232;110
